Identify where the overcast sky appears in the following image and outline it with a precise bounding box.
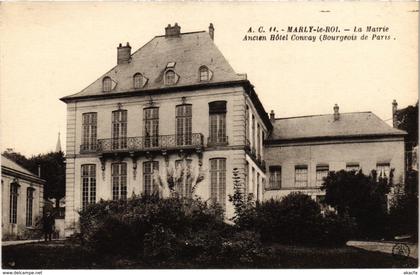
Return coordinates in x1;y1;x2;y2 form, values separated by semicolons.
1;2;418;157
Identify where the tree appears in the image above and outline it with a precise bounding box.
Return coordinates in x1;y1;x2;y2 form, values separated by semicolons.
321;169;392;238
396;101;418;151
2;150;66;208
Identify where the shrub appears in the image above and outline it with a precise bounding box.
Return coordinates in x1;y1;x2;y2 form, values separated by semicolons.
319;211;356;246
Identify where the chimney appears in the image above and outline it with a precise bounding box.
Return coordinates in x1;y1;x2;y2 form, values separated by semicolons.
117;42;131;64
38;164;41;178
209;23;214;40
165;23;181;37
270;110;275;123
392;99;398;128
333;104;340;121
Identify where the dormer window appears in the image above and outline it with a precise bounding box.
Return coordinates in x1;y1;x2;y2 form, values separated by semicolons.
166;62;176;68
199;66;210;81
103;77;112;92
165;70;176;85
133;73;143;89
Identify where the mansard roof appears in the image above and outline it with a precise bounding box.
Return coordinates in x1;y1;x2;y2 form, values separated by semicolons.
268;112;406;143
1;155;45;184
61;30;244;101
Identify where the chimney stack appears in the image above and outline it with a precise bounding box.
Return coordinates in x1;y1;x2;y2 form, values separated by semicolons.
165;23;181;37
38;164;41;178
270;110;275;123
209;23;214;40
392;99;398;128
333;104;340;121
117;42;131;65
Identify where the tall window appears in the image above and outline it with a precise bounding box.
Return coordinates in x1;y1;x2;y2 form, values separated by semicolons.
256;173;260;201
210;158;226;209
257;124;261;158
244;161;249;196
208;101;227;145
252;115;255;153
268;166;281;190
377;163;391;178
245;105;250;146
26;188;34;227
316;165;329;186
9;182;19;224
82;113;97;151
295;165;308;188
112;110;127;150
143;161;159;195
103;77;112;92
346;163;360;172
81;164;96;209
175;159;192;197
133;73;143;89
112;163;127;200
176;105;192;146
144;108;159;147
199;66;209;81
165;70;176;85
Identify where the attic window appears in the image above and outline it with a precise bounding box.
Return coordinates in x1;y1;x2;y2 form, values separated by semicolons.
103;77;112;92
199;66;209;81
133;73;143;89
165;70;176;85
166;62;176;68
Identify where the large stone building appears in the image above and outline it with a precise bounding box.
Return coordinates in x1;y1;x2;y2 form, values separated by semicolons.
264;106;406;202
60;23;406;236
60;24;270;236
2;155;45;240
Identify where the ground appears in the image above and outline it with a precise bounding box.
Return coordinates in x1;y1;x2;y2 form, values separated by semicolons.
2;240;417;269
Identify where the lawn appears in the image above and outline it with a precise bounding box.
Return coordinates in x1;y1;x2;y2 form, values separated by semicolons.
2;240;417;269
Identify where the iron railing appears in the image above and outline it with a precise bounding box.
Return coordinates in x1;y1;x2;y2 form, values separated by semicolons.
207;136;229;147
94;133;203;153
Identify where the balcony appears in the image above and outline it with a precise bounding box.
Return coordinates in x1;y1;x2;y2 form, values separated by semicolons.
81;133;204;155
207;136;228;147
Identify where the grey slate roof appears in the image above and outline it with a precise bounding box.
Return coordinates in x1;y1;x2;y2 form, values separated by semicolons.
62;31;243;100
1;155;41;179
269;112;406;141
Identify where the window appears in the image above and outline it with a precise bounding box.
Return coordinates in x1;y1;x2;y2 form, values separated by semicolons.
81;164;96;209
256;173;260;201
143;161;159;195
82;113;97;151
10;182;19;224
176;105;192;146
175;159;193;197
165;70;176;85
103;77;112;92
133;73;143;89
346;163;360;172
268;166;281;190
112;110;127;150
316;165;329;186
26;188;34;227
210;158;226;209
244;161;249;195
257;124;261;158
208;101;227;145
295;165;308;188
245;105;250;146
251;167;255;195
252;115;255;152
377;163;391;179
144;108;159;147
199;66;210;81
111;163;127;200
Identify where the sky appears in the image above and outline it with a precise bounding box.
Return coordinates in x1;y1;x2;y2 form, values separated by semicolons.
0;2;418;157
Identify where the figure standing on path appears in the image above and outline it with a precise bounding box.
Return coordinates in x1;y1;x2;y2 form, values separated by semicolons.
42;211;54;242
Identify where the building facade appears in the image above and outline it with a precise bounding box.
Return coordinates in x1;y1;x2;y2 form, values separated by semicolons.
61;23;406;236
2;155;45;240
61;24;270;236
264;106;406;202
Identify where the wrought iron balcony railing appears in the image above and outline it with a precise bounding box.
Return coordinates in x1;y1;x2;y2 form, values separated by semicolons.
207;136;228;147
95;133;204;154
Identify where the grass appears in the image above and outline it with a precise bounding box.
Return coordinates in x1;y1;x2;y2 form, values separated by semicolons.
2;240;417;269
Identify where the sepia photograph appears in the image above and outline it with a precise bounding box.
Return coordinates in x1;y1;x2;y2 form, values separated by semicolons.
0;1;418;271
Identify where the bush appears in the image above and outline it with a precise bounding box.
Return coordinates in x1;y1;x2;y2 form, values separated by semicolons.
234;193;354;246
79;194;227;259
